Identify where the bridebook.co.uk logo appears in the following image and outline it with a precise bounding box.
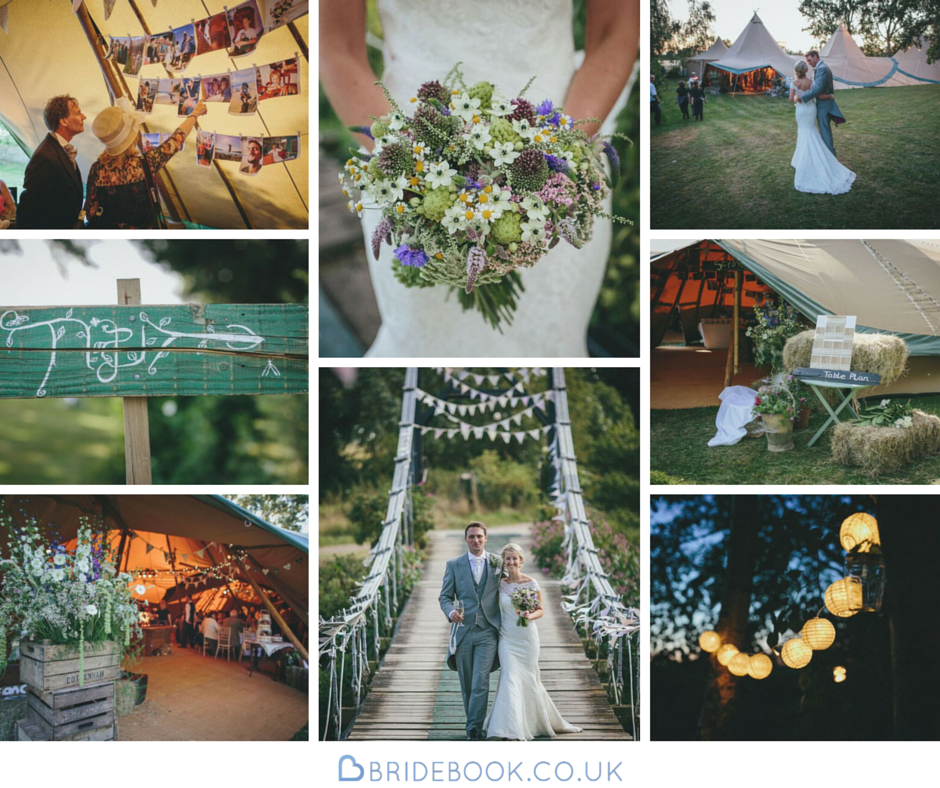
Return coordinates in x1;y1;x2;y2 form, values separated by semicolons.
338;756;624;783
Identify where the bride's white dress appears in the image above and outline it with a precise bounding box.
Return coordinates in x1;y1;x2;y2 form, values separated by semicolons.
791;89;856;195
362;0;614;357
484;579;582;740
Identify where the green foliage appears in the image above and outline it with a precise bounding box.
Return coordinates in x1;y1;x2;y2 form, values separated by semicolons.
226;495;309;532
349;489;434;549
319;554;368;620
467;451;540;509
856;398;914;427
650;470;687;485
752;387;796;417
745;299;805;372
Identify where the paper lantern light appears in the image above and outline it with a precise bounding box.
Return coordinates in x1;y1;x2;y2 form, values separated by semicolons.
781;638;813;669
748;653;773;680
716;644;739;666
801;617;836;650
729;652;751;676
825;578;863;618
840;513;880;553
699;631;721;653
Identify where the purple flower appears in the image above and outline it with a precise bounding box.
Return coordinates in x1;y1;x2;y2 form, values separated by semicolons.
536;99;554;116
350;125;374;140
465;246;487;294
602;140;620;171
372;217;393;260
543;154;569;173
394;244;428;268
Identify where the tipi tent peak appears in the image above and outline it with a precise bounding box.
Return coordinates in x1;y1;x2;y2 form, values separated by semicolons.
821;24;920;89
710;13;798;80
684;36;729;80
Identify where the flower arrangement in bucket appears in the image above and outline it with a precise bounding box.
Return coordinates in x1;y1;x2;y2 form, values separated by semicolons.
0;507;142;685
339;64;631;329
753;385;797;452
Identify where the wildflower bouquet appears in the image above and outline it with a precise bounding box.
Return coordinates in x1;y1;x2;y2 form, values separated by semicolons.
0;507;142;681
509;586;540;628
857;398;914;429
339;64;629;329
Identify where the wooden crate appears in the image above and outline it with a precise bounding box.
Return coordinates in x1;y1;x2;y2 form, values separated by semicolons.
17;717;116;742
25;681;115;741
19;640;121;693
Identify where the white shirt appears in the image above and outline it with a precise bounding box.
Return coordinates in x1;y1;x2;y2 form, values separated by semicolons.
203;617;221;640
53;132;77;169
650;82;658;99
467;551;486;584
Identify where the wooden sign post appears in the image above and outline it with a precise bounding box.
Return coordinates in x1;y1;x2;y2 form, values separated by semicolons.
0;282;308;484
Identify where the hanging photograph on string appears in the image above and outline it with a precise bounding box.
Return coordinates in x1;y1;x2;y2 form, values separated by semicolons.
196;130;216;168
265;0;308;30
155;78;182;106
195;12;232;56
109;36;130;67
137;79;157;113
257;58;299;101
202;74;233;103
262;135;300;165
169;24;197;72
145;31;175;66
124;36;146;76
141;132;161;153
214;134;242;163
227;0;263;57
239;136;263;176
178;76;201;116
229;68;258;115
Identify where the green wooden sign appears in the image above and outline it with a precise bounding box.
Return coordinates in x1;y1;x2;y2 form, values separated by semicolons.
0;304;308;399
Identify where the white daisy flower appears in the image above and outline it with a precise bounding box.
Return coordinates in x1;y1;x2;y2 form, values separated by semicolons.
426;159;457;189
452;92;482;122
412;143;427;161
521;221;547;244
462;123;492;151
490;141;520;167
476;203;503;222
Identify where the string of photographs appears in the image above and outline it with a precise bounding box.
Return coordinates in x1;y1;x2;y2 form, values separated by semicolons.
99;0;308;75
416;387;554;417
135;57;301;118
186;130;300;175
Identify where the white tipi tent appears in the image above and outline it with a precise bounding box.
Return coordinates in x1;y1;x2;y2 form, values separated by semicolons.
0;0;309;229
894;39;940;84
822;25;920;89
684;37;729;80
711;13;798;82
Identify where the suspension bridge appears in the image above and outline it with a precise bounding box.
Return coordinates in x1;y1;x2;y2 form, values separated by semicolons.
319;368;640;741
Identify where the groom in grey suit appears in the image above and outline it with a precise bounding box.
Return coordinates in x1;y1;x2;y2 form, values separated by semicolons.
799;50;846;157
439;522;501;740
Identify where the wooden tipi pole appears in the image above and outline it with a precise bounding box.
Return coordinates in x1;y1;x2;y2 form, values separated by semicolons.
235;555;309;662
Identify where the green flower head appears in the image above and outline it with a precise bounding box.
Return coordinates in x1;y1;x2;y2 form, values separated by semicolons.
467;81;495;110
370;119;390;139
490;211;523;245
422;187;456;221
489;117;520;145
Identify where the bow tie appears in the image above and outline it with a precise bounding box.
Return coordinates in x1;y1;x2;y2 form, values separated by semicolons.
64;143;78;167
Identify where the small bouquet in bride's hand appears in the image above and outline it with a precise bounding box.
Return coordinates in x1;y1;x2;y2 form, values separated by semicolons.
510;587;540;628
338;64;630;329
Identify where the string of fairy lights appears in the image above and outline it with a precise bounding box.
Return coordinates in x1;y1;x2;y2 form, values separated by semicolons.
698;513;883;684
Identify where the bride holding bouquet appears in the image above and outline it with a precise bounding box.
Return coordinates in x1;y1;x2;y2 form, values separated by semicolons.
320;0;638;357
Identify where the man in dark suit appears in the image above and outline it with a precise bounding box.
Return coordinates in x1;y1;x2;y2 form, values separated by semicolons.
17;95;87;229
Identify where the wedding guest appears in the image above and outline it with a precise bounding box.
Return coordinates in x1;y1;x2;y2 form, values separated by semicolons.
156;599;172;625
223;608;245;656
203;612;221;655
180;595;196;648
0;179;15;229
650;75;661;126
676;80;690;119
84;98;206;229
17;95;87;229
690;80;707;121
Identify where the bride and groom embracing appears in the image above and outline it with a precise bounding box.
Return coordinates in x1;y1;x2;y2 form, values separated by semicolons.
439;523;581;741
790;50;856;195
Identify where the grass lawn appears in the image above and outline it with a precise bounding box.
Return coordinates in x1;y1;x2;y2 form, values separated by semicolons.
650;396;940;484
650;84;940;229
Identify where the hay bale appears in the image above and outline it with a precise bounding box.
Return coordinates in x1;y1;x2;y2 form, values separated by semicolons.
831;410;940;476
783;330;909;386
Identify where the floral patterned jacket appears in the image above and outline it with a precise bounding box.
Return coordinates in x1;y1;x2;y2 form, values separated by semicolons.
84;128;186;229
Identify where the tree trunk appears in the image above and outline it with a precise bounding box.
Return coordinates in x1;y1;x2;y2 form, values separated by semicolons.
698;496;760;740
875;496;940;740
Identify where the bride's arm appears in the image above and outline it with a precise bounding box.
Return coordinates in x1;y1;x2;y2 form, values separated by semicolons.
562;0;639;137
320;0;389;149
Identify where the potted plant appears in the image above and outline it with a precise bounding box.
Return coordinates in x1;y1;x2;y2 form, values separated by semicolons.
753;386;796;452
786;376;812;429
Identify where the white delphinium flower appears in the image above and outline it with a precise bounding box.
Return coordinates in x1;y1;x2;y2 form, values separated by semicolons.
512;118;536;140
452;92;482;122
387;110;407;131
468;217;491;237
521;194;549;223
462;123;492;151
52;568;66;583
426;160;457;189
488;187;512;210
442;205;468;234
85;604;99;616
521;220;547;244
372;134;393;155
489;94;513;116
490;141;520;167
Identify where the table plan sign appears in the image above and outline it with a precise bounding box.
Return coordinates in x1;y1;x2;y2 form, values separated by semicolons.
810;315;856;371
0;303;308;399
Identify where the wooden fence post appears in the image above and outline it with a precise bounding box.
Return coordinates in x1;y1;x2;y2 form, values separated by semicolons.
117;279;153;485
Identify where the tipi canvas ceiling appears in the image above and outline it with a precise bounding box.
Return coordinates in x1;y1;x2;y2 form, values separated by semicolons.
0;1;308;229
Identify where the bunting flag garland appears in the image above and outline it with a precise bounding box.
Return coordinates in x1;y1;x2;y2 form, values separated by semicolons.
417;422;552;443
103;0;116;21
416;387;552;418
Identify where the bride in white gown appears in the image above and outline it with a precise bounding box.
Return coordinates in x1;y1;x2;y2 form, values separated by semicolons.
485;544;581;740
789;61;856;195
320;0;638;357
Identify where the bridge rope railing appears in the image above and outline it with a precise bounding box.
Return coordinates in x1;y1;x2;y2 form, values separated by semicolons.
319;368;418;741
548;367;641;740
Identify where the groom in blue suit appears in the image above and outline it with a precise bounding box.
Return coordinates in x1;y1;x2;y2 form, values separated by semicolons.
799;50;846;157
439;522;502;740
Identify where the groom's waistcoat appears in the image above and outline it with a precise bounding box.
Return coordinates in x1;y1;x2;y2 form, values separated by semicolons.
471;561;491;629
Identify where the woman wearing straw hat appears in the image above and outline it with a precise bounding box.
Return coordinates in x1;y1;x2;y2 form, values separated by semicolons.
84;97;206;229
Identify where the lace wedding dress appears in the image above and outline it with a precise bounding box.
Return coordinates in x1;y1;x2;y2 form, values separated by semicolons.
362;0;613;357
791;89;856;195
484;580;582;740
